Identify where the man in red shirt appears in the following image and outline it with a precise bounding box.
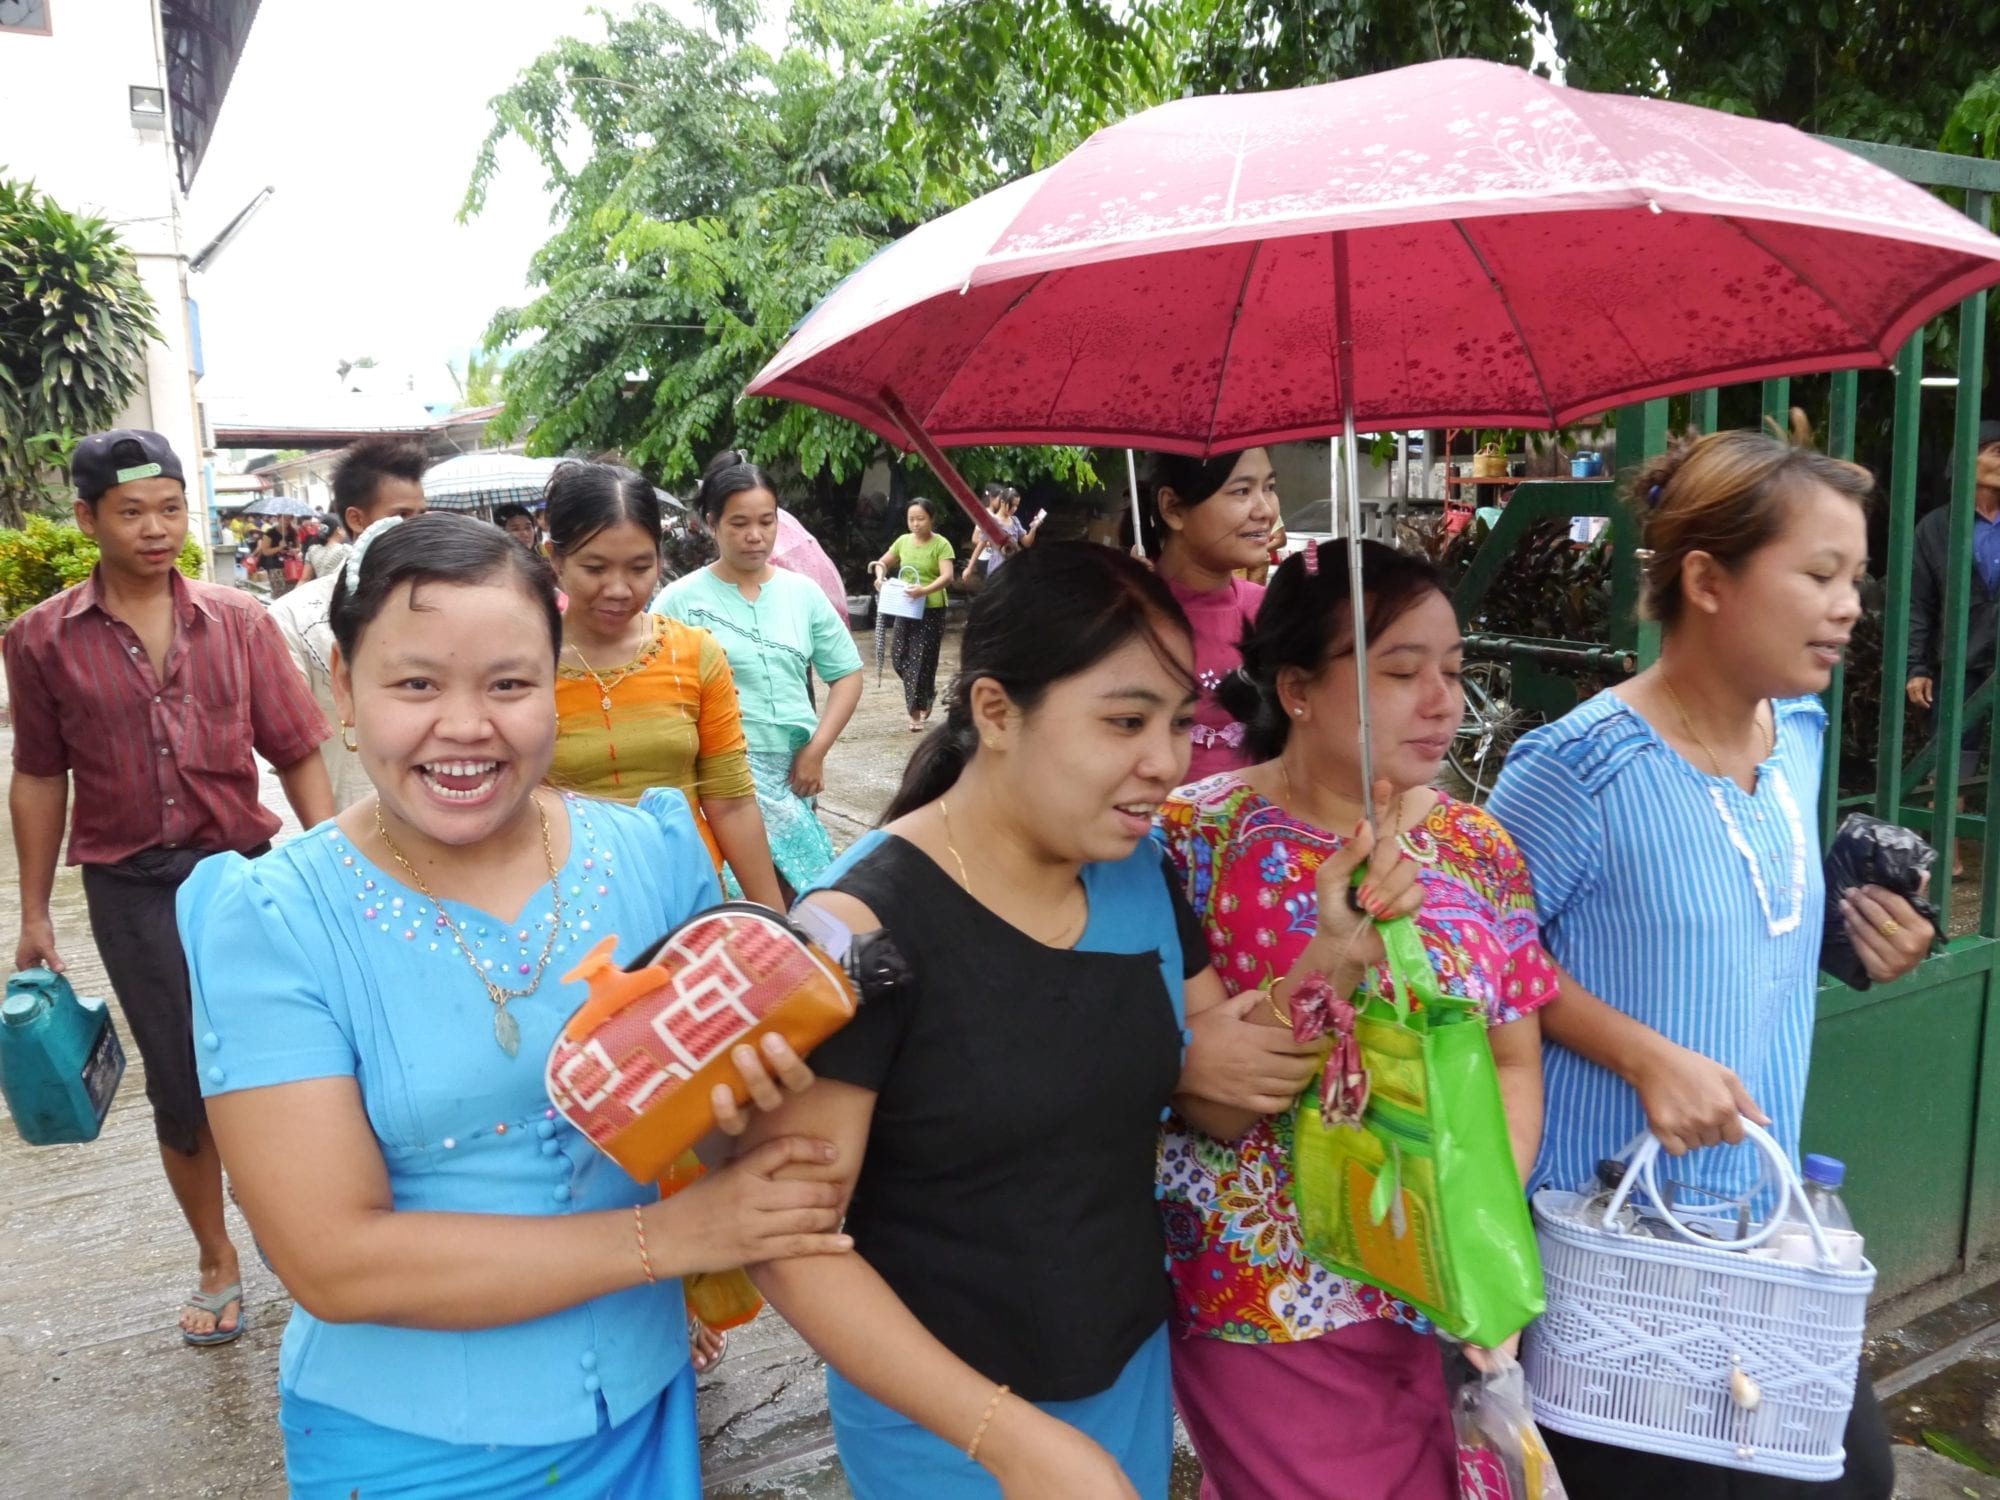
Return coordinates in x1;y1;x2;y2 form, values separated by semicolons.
5;430;334;1346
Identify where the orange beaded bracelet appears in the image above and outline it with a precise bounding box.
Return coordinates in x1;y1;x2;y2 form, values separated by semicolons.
966;1383;1010;1461
633;1204;657;1284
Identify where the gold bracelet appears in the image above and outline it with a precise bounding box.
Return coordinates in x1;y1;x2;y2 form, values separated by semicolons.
966;1383;1010;1462
1266;978;1294;1029
633;1204;657;1284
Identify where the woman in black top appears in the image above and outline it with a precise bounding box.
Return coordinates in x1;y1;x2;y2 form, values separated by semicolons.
744;545;1322;1499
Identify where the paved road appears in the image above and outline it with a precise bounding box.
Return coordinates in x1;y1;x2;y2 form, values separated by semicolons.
0;622;1992;1497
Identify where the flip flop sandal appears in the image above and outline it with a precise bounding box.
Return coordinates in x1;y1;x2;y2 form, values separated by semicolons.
182;1283;247;1347
688;1315;729;1373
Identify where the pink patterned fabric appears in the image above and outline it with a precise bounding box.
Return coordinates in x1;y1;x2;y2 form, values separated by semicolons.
1167;575;1263;782
1155;774;1557;1345
750;59;2000;453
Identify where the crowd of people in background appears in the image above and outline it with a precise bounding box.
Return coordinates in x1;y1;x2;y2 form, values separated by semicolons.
6;421;1956;1500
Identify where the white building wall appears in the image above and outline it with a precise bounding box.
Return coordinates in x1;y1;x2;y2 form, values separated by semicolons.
0;0;208;559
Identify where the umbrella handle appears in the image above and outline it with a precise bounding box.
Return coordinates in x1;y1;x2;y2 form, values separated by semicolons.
879;388;1012;550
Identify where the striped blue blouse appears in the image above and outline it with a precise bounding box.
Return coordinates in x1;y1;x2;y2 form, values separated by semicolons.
1486;691;1827;1201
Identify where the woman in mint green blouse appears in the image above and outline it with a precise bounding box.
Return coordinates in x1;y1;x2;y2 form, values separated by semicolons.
871;497;955;730
659;456;863;897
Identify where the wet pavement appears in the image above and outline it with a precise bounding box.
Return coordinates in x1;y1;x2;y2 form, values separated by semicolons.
1;619;1996;1497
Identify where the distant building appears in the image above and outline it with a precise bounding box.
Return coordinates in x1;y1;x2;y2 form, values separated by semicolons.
211;400;515;509
0;1;262;561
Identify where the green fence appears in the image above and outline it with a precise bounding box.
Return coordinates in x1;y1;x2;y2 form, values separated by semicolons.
1454;140;1999;1301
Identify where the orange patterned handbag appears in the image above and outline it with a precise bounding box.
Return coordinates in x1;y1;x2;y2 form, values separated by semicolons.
545;902;908;1328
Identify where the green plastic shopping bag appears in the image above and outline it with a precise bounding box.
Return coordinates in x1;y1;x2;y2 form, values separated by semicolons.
1289;915;1544;1346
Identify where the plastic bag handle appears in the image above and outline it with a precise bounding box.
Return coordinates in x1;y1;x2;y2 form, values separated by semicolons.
1598;1117;1840;1263
1369;910;1480;1025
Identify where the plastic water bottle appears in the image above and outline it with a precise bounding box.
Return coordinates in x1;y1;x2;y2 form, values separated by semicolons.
1771;1154;1865;1268
1800;1155;1854;1231
0;967;125;1145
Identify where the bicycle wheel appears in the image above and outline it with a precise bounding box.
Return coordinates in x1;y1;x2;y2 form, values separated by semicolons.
1448;661;1530;802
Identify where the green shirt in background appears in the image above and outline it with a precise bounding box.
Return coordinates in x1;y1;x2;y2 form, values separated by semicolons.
655;567;862;757
890;532;954;611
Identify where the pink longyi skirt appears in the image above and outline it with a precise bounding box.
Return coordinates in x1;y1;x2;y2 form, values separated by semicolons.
1171;1318;1456;1500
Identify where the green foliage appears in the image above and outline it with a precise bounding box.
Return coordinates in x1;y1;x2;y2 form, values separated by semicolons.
1189;0;1535;93
0;516;203;619
1941;65;2000;161
1548;1;2000;149
0;178;162;529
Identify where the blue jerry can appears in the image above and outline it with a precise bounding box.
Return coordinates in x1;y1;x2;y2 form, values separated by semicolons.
0;967;126;1145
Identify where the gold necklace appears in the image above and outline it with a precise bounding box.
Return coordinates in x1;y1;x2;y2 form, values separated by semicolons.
565;624;657;712
1661;676;1773;780
373;793;565;1057
937;797;1086;948
563;619;674;789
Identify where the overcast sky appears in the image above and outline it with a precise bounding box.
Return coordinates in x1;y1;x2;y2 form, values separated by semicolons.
189;0;650;407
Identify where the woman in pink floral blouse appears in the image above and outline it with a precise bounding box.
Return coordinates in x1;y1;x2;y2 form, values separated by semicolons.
1155;539;1553;1499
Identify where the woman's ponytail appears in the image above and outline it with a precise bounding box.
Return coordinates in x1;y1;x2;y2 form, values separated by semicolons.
882;697;978;822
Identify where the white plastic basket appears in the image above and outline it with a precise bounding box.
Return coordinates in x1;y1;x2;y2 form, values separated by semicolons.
1522;1121;1875;1481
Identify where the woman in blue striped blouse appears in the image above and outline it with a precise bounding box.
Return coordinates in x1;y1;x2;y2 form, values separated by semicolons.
1487;425;1933;1500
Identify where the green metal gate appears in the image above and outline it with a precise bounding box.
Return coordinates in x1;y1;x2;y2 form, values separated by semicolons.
1455;139;1999;1301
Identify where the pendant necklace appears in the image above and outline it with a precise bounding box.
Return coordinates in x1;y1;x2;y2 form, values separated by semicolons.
1662;678;1803;938
374;794;566;1056
564;619;675;789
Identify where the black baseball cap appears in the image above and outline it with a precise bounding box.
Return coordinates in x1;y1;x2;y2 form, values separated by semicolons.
72;429;186;501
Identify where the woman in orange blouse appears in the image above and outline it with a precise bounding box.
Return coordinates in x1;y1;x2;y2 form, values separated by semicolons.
544;461;784;910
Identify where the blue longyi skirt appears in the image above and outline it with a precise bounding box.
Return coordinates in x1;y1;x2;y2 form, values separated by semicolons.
826;1323;1173;1499
278;1361;700;1498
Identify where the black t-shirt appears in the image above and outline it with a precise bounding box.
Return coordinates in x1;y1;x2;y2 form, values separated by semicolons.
808;833;1207;1401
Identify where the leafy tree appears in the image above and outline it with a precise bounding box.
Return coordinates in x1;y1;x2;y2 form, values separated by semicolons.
1547;1;2000;148
463;0;1093;531
0;178;161;528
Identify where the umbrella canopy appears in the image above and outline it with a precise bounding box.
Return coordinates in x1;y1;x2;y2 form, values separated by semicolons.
750;58;2000;454
242;494;317;519
750;60;2000;817
423;452;563;512
772;507;850;624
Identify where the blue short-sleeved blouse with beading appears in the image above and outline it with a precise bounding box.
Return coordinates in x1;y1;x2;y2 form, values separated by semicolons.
1486;692;1828;1201
177;788;719;1449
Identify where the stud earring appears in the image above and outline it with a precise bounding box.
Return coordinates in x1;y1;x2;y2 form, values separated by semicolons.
341;721;359;753
1291;707;1305;718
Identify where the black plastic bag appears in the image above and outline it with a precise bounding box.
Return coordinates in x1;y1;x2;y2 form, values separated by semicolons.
1820;814;1940;989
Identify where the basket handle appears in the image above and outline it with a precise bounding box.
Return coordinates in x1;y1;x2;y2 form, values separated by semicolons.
1598;1118;1841;1263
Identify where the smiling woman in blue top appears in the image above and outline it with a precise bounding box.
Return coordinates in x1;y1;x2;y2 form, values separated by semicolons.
177;512;850;1497
1487;424;1933;1500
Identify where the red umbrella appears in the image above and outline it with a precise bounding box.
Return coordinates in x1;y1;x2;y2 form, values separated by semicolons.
749;58;2000;806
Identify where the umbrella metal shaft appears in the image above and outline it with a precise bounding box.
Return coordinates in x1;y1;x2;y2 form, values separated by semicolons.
1126;450;1143;554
